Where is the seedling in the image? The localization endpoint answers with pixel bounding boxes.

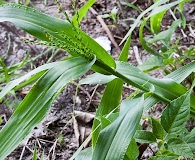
[101,6,119,24]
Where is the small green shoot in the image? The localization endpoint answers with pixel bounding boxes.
[100,6,119,24]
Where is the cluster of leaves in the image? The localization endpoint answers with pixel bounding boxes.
[0,0,194,159]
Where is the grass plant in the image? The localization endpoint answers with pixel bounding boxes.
[0,0,194,159]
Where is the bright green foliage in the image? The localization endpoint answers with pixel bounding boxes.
[32,144,37,160]
[101,6,119,24]
[146,20,182,47]
[134,130,156,143]
[75,147,92,160]
[150,9,166,34]
[92,97,144,160]
[151,118,164,140]
[124,138,139,160]
[0,0,194,159]
[72,0,96,27]
[0,3,116,73]
[161,92,190,136]
[182,129,195,152]
[0,57,95,159]
[143,91,194,159]
[167,138,194,159]
[91,35,131,148]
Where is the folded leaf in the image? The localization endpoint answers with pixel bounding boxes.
[92,97,144,160]
[0,57,95,159]
[0,62,59,100]
[92,78,123,147]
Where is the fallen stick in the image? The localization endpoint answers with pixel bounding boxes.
[89,7,121,53]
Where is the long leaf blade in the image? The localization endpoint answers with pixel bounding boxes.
[0,57,95,159]
[92,97,144,160]
[0,4,116,70]
[72,0,96,26]
[91,78,123,147]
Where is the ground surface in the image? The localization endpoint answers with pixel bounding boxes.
[0,0,195,160]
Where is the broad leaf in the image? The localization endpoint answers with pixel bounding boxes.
[134,130,156,143]
[151,118,164,140]
[138,56,164,72]
[161,92,190,136]
[91,35,131,147]
[150,9,166,34]
[0,57,95,159]
[124,138,139,160]
[167,138,194,159]
[119,36,131,61]
[92,97,144,160]
[182,128,195,152]
[115,61,187,101]
[81,61,195,116]
[80,73,116,85]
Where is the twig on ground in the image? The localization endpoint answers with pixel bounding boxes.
[35,137,42,148]
[188,26,195,38]
[73,116,80,147]
[87,84,99,108]
[133,46,142,65]
[72,82,99,108]
[51,139,58,160]
[89,7,121,53]
[19,139,29,160]
[169,9,187,38]
[114,35,123,40]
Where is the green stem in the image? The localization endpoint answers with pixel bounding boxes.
[0,58,10,84]
[94,60,171,103]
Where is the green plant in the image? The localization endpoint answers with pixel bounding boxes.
[100,6,119,24]
[0,0,6,5]
[0,0,194,159]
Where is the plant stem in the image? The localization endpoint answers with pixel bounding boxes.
[94,60,171,103]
